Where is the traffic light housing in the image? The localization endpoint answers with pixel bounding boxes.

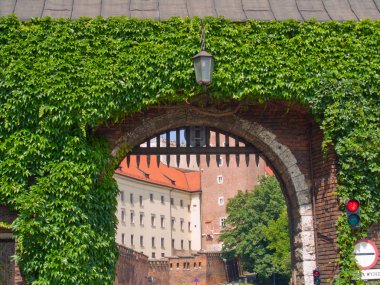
[345,199,360,229]
[313,269,321,285]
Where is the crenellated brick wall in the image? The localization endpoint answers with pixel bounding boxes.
[115,245,149,285]
[148,259,170,285]
[116,245,227,285]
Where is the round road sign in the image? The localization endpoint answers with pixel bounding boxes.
[354,239,379,270]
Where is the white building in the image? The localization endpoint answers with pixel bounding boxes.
[115,155,201,259]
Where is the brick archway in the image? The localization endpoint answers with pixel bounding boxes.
[97,102,332,285]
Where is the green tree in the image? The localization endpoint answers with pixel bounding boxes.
[220,176,290,283]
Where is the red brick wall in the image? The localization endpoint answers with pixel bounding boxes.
[206,253,227,284]
[0,240,15,285]
[166,254,207,285]
[115,245,149,285]
[148,260,170,285]
[366,224,380,270]
[161,252,226,285]
[311,124,340,284]
[0,206,16,235]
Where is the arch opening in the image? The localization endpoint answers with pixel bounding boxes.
[104,104,317,285]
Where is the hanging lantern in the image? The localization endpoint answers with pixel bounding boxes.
[192,24,214,87]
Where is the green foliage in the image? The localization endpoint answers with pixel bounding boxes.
[220,176,290,283]
[0,15,379,284]
[262,207,291,276]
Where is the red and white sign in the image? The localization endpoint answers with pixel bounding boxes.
[354,239,379,270]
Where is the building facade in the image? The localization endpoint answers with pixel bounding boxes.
[115,155,201,259]
[199,152,271,251]
[116,128,273,255]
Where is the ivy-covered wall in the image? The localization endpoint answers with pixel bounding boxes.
[0,15,379,284]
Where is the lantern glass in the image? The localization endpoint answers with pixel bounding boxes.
[193,50,214,86]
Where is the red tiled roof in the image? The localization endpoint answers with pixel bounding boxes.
[115,156,201,193]
[265,165,274,176]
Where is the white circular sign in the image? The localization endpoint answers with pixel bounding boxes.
[354,239,379,270]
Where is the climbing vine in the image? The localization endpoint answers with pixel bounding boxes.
[0,15,379,284]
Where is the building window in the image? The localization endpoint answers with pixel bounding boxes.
[121,208,126,222]
[181,240,184,250]
[161,253,165,258]
[188,222,191,232]
[171,218,175,228]
[152,252,156,258]
[131,235,134,246]
[170,263,173,270]
[130,193,133,204]
[152,237,155,248]
[150,193,153,202]
[120,191,124,202]
[161,238,165,249]
[139,195,143,207]
[194,262,197,269]
[176,262,179,270]
[139,213,144,225]
[172,239,175,249]
[161,195,164,204]
[140,236,144,247]
[220,218,226,228]
[170,197,174,205]
[180,219,184,231]
[151,214,156,227]
[199,262,202,268]
[218,196,224,206]
[180,199,183,207]
[121,233,125,245]
[130,211,135,224]
[189,241,191,250]
[160,216,165,228]
[187,204,191,212]
[217,175,223,184]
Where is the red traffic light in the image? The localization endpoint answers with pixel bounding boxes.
[346,199,359,212]
[345,199,360,229]
[313,269,321,285]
